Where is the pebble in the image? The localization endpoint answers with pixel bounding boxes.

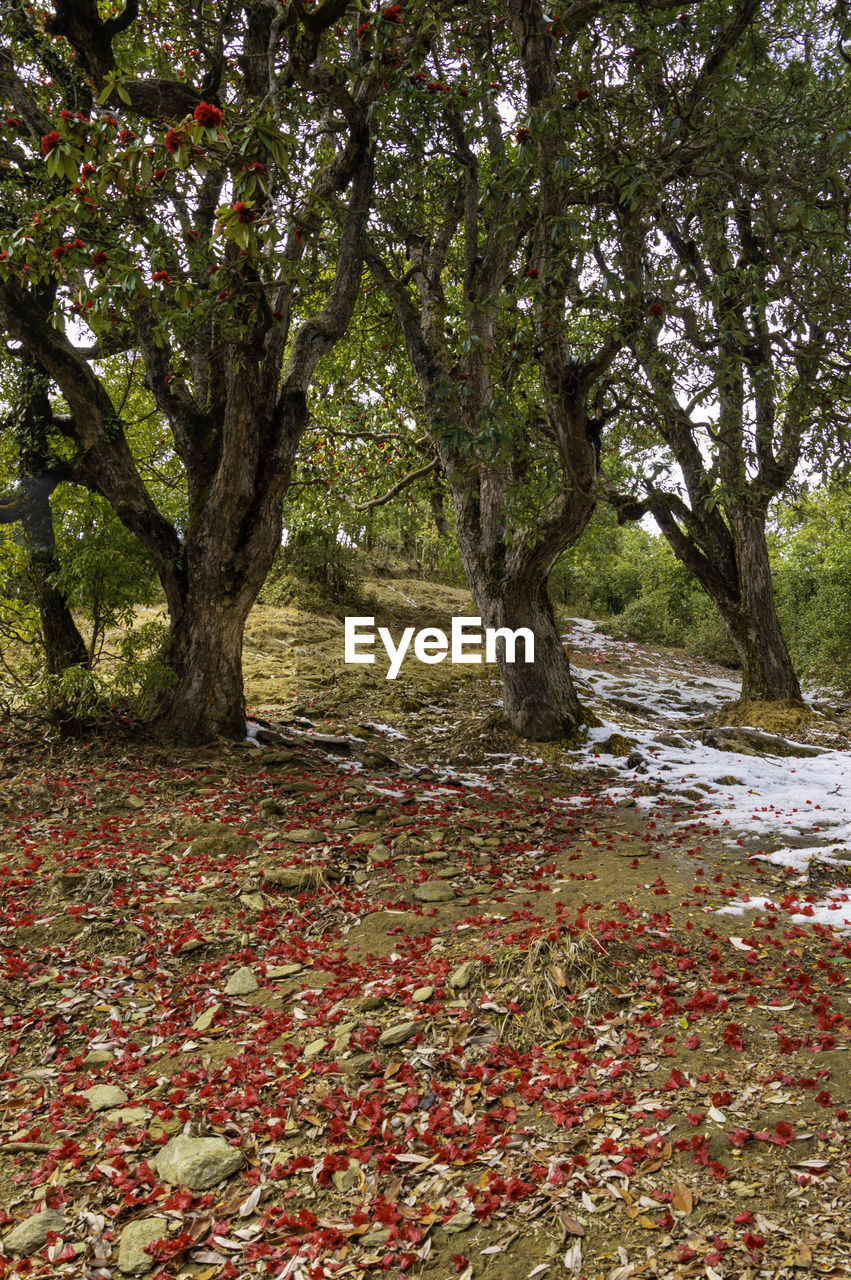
[443,1210,476,1234]
[224,966,259,996]
[378,1021,419,1047]
[448,961,475,990]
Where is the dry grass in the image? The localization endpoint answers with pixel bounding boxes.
[488,932,605,1048]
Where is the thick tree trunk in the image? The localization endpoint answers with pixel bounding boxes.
[720,514,802,702]
[461,547,583,740]
[19,492,88,675]
[147,592,251,743]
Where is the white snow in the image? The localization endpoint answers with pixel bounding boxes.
[360,721,409,740]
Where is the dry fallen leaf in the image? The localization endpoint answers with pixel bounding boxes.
[671,1181,694,1214]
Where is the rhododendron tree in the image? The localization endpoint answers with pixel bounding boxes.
[0,0,432,742]
[362,0,766,739]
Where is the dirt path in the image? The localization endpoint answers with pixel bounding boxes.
[0,606,849,1279]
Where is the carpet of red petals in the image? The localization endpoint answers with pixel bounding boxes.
[0,714,849,1280]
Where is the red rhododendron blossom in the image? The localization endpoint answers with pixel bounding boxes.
[233,202,255,225]
[163,128,183,154]
[41,131,61,154]
[357,21,370,40]
[151,269,172,282]
[382,4,403,21]
[91,251,108,267]
[193,101,223,127]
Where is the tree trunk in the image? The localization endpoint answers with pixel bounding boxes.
[650,494,803,704]
[461,545,584,740]
[721,513,802,702]
[19,491,89,675]
[146,592,251,743]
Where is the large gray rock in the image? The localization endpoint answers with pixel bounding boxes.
[117,1217,169,1275]
[2,1209,66,1256]
[155,1134,244,1190]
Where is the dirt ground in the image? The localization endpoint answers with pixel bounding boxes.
[0,573,849,1279]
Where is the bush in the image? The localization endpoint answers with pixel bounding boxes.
[262,525,362,611]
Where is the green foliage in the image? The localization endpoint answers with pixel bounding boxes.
[48,488,161,662]
[554,510,739,665]
[261,526,362,614]
[772,488,851,689]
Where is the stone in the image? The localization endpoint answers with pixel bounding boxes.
[117,1217,170,1275]
[332,1162,358,1193]
[84,1084,129,1112]
[412,881,455,903]
[394,835,427,856]
[124,794,146,811]
[106,1107,149,1127]
[339,1053,377,1075]
[155,1134,244,1190]
[304,1038,327,1060]
[599,733,636,757]
[224,966,259,996]
[2,1209,66,1257]
[411,986,433,1003]
[616,796,637,808]
[82,1049,114,1067]
[367,844,393,863]
[239,891,265,912]
[378,1021,419,1047]
[192,1003,221,1032]
[264,866,326,890]
[443,1210,476,1234]
[358,994,386,1012]
[259,798,287,817]
[361,1227,391,1247]
[266,963,304,978]
[282,827,326,843]
[448,961,476,990]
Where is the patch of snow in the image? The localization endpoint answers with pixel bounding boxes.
[715,892,851,932]
[385,585,420,607]
[361,722,409,740]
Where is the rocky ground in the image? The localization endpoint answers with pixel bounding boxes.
[1,573,850,1279]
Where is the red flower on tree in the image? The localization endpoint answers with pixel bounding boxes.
[91,251,108,267]
[193,102,222,128]
[382,4,403,21]
[233,202,255,225]
[41,131,61,154]
[163,128,184,154]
